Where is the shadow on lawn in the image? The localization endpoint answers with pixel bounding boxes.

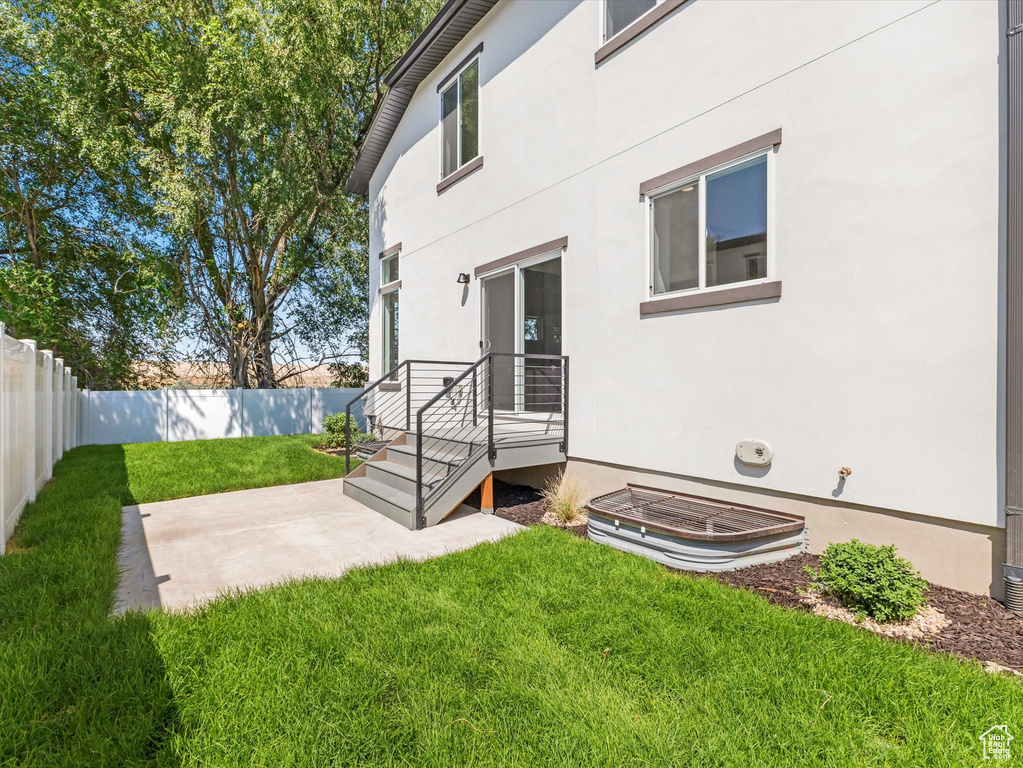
[0,444,181,766]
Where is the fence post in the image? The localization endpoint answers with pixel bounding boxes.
[307,387,313,434]
[54,359,63,463]
[63,368,71,453]
[70,376,77,449]
[1,323,7,549]
[81,388,90,447]
[40,351,53,481]
[20,340,36,503]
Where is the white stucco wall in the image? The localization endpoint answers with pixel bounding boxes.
[367,0,1003,529]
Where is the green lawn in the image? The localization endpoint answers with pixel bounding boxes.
[1,437,1021,766]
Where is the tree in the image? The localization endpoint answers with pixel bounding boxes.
[40,0,438,388]
[0,3,180,389]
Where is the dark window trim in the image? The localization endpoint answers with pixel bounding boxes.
[379,243,402,260]
[437,42,484,93]
[474,236,568,277]
[640,281,781,317]
[639,129,782,197]
[595,0,692,67]
[378,279,401,294]
[437,154,484,194]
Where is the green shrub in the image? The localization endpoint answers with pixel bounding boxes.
[321,412,373,450]
[322,412,352,438]
[807,539,927,622]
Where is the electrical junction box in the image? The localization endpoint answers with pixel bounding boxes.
[736,439,774,466]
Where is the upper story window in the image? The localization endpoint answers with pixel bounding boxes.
[604,0,658,42]
[440,56,480,179]
[381,252,399,285]
[648,152,770,297]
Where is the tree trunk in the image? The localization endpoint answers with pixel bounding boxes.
[252,318,275,388]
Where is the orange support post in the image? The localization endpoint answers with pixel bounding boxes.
[481,473,494,515]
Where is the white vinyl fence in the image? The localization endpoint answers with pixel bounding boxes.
[80,387,365,445]
[1,324,79,544]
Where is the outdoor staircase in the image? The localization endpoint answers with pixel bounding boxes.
[341,355,568,529]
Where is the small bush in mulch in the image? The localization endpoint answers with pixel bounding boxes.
[539,472,587,525]
[808,539,927,622]
[713,552,1023,673]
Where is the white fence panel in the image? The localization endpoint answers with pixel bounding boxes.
[0,326,79,550]
[243,389,308,437]
[84,390,164,445]
[2,336,32,541]
[312,388,366,433]
[166,389,241,442]
[81,386,365,445]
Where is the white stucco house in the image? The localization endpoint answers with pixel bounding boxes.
[341,0,1023,601]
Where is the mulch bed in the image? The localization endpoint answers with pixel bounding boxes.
[712,553,1023,671]
[312,445,348,457]
[465,480,588,538]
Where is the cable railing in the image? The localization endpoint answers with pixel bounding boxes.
[344,359,474,473]
[344,353,569,529]
[414,352,568,528]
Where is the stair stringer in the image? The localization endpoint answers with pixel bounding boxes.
[422,440,566,527]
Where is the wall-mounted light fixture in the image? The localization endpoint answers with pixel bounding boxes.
[457,273,471,284]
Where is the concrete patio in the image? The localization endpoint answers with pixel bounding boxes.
[114,478,522,613]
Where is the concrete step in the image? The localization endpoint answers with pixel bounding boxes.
[343,476,416,529]
[365,460,445,497]
[387,443,468,475]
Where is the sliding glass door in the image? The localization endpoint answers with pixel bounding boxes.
[480,253,562,413]
[481,271,516,410]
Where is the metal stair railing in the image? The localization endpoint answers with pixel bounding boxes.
[343,359,474,474]
[413,353,569,529]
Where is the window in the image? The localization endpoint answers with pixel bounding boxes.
[381,253,399,285]
[381,290,399,377]
[649,152,769,297]
[440,58,479,179]
[604,0,657,41]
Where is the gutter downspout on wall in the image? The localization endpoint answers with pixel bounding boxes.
[1005,0,1023,610]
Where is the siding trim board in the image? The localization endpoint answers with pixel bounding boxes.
[437,155,485,194]
[474,236,569,277]
[639,129,783,196]
[640,281,782,316]
[595,0,694,67]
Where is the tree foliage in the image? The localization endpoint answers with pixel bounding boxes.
[0,2,180,389]
[29,0,437,388]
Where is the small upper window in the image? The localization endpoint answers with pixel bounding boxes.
[381,253,399,284]
[649,152,769,297]
[604,0,657,41]
[440,57,479,179]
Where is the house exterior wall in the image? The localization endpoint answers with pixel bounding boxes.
[367,0,1004,591]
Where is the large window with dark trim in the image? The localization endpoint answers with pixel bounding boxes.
[440,57,479,179]
[648,152,770,297]
[604,0,657,41]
